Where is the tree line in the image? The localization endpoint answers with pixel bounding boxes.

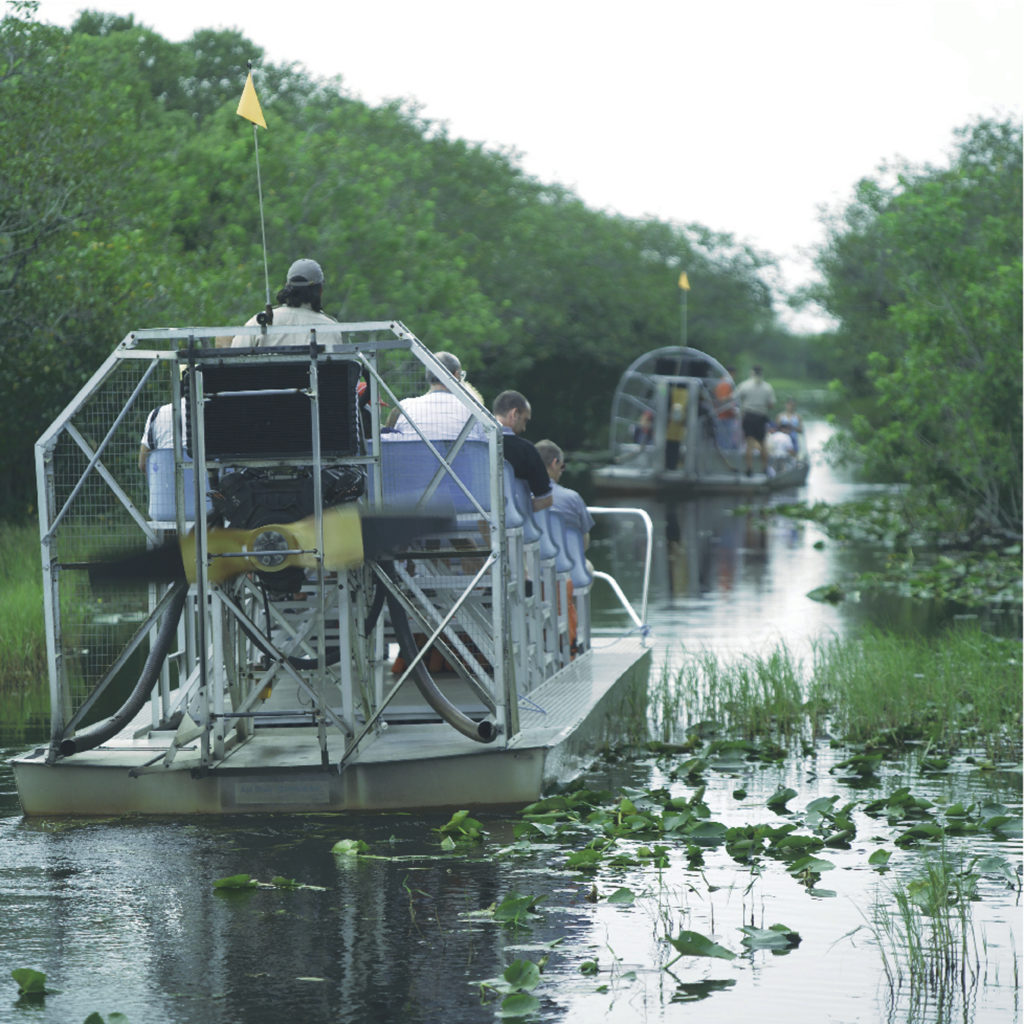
[1,5,1020,535]
[812,117,1022,534]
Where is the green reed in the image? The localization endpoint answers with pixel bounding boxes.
[0,521,45,696]
[653,642,812,746]
[807,627,1021,760]
[870,851,985,1020]
[656,627,1021,760]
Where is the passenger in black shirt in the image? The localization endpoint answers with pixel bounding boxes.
[493,390,553,511]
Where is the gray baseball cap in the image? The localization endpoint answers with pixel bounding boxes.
[286,258,324,286]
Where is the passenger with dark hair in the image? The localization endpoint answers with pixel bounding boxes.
[229,258,338,348]
[493,390,552,510]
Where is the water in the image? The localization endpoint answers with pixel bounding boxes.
[1,420,1020,1024]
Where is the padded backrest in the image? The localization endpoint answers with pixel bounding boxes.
[146,449,206,521]
[190,359,360,460]
[502,462,523,529]
[375,439,491,514]
[532,507,560,561]
[509,477,542,543]
[555,511,593,588]
[545,507,574,574]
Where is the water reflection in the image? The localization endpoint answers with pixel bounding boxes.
[1,417,1019,1024]
[586,419,997,661]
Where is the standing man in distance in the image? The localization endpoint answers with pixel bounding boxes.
[492,390,552,510]
[734,364,776,476]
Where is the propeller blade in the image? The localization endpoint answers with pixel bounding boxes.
[88,507,454,588]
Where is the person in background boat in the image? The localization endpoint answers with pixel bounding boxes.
[227,258,337,348]
[632,409,654,445]
[765,423,796,476]
[775,397,804,456]
[385,351,485,440]
[714,367,741,449]
[735,364,776,476]
[535,440,595,549]
[493,390,552,510]
[664,390,687,470]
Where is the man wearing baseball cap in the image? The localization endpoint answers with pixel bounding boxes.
[230,258,338,347]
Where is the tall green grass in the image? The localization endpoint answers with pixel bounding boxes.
[656,628,1021,760]
[870,852,986,1019]
[0,521,45,695]
[807,628,1021,759]
[652,642,813,747]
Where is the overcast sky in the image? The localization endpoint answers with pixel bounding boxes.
[36,0,1023,329]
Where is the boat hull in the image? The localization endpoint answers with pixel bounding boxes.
[592,460,809,496]
[11,642,651,816]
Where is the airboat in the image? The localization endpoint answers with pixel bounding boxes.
[11,321,651,815]
[592,346,809,496]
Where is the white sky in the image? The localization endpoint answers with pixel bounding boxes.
[34,0,1024,330]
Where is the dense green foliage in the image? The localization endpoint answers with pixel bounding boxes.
[813,118,1023,533]
[0,5,785,518]
[2,6,1020,539]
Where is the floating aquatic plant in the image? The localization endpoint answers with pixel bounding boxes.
[11,968,49,996]
[435,809,487,848]
[491,891,545,928]
[331,838,369,857]
[479,957,543,1018]
[738,923,802,950]
[664,929,736,968]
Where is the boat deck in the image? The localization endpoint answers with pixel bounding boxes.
[13,639,650,814]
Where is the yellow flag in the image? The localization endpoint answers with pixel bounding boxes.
[236,72,267,129]
[678,271,690,291]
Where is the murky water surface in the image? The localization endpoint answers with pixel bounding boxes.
[1,421,1020,1023]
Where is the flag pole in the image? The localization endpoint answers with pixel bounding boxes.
[678,271,690,347]
[253,120,271,311]
[237,61,272,321]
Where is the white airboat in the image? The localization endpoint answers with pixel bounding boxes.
[11,321,651,815]
[592,346,810,496]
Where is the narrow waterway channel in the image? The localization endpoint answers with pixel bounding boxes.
[1,419,1019,1023]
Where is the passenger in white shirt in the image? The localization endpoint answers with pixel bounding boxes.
[388,352,485,441]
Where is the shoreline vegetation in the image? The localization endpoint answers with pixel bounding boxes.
[651,629,1021,765]
[774,491,1023,610]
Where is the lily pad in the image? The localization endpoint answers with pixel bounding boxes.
[331,838,369,857]
[666,929,736,962]
[213,873,258,890]
[739,924,802,949]
[11,968,49,996]
[499,991,540,1017]
[606,887,636,905]
[503,959,541,991]
[767,786,798,812]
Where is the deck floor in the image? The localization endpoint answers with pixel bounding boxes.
[19,638,650,773]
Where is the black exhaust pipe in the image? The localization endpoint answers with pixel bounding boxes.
[59,583,188,757]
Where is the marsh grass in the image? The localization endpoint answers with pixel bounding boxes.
[807,628,1022,760]
[0,522,45,696]
[652,642,818,748]
[656,627,1021,760]
[870,852,985,1020]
